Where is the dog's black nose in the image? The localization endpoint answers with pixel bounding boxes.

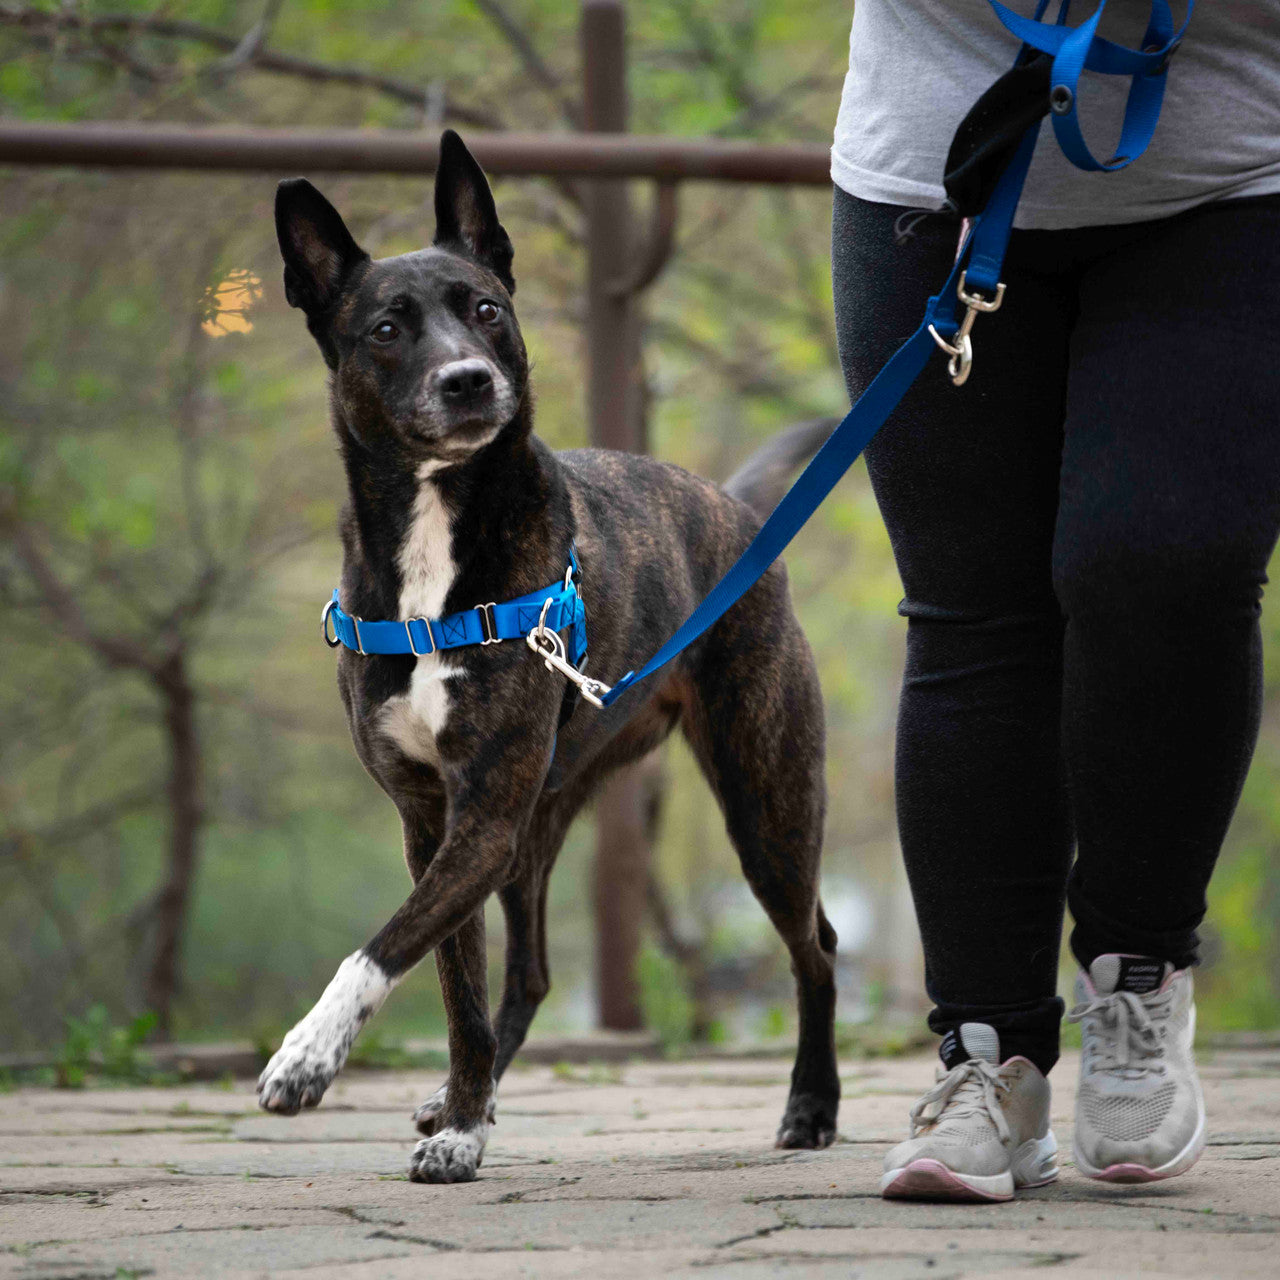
[437,360,494,403]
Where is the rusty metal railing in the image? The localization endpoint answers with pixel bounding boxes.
[0,121,830,185]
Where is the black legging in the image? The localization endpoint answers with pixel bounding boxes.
[831,187,1280,1074]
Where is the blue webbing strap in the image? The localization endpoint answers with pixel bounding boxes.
[601,245,976,706]
[326,560,587,663]
[990,0,1193,173]
[599,0,1186,708]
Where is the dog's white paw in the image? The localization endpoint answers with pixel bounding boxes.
[257,952,394,1115]
[409,1124,490,1183]
[414,1085,497,1136]
[257,1035,340,1115]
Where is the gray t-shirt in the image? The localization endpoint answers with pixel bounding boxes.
[831,1,1280,228]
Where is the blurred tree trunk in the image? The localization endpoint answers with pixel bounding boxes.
[144,648,203,1040]
[583,0,658,1031]
[2,518,216,1040]
[594,768,654,1029]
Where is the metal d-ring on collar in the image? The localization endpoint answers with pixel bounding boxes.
[321,596,372,654]
[526,596,611,709]
[321,597,341,648]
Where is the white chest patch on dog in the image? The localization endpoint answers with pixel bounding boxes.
[378,462,464,764]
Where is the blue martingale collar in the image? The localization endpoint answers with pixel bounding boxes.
[322,547,589,671]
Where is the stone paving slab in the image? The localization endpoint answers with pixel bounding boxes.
[1,1047,1277,1278]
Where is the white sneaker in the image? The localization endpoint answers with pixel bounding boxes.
[1068,955,1206,1183]
[881,1023,1059,1203]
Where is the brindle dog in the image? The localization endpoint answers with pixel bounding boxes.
[257,131,839,1184]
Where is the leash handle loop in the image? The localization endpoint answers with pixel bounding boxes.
[988,0,1193,173]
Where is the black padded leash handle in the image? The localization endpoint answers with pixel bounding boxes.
[944,51,1052,217]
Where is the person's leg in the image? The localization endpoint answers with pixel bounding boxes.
[1056,194,1280,969]
[832,188,1075,1076]
[1055,193,1280,1182]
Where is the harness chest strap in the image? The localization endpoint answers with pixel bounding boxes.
[321,548,605,703]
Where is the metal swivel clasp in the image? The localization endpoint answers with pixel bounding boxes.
[928,271,1007,387]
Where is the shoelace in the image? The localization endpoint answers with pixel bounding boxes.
[909,1059,1010,1143]
[1067,988,1172,1075]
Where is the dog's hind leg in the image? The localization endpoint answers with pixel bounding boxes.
[408,906,497,1183]
[413,867,549,1137]
[493,868,551,1078]
[684,609,840,1149]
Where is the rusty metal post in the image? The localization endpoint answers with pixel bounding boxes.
[582,0,643,452]
[583,0,650,1031]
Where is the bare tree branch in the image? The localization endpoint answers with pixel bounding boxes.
[657,4,839,141]
[211,0,285,76]
[473,0,579,128]
[0,785,161,860]
[712,70,845,140]
[667,0,763,118]
[1,515,162,676]
[90,32,168,84]
[647,315,815,412]
[0,4,504,128]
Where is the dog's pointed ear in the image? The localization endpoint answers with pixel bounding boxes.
[433,130,516,294]
[275,178,369,315]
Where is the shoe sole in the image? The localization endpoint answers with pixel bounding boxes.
[881,1133,1058,1203]
[1075,1104,1206,1184]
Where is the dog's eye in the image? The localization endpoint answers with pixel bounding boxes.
[370,321,399,344]
[476,301,501,325]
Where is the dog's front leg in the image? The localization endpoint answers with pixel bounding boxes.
[414,869,546,1137]
[258,719,553,1182]
[256,816,515,1119]
[255,946,394,1115]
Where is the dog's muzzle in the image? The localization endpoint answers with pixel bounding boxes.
[415,358,514,443]
[434,358,494,407]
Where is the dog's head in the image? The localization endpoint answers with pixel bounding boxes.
[276,131,526,461]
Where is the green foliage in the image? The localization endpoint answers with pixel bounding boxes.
[50,1006,169,1088]
[756,1003,789,1042]
[834,1022,934,1060]
[344,1034,450,1072]
[549,1060,623,1085]
[636,945,696,1053]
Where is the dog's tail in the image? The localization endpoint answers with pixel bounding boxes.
[721,417,837,519]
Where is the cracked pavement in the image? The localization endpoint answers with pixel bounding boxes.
[2,1046,1278,1278]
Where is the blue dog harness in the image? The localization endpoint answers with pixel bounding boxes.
[321,0,1189,718]
[323,546,602,702]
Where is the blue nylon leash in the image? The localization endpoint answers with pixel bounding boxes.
[601,246,975,707]
[596,0,1189,708]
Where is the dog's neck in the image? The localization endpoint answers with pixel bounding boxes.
[336,406,560,622]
